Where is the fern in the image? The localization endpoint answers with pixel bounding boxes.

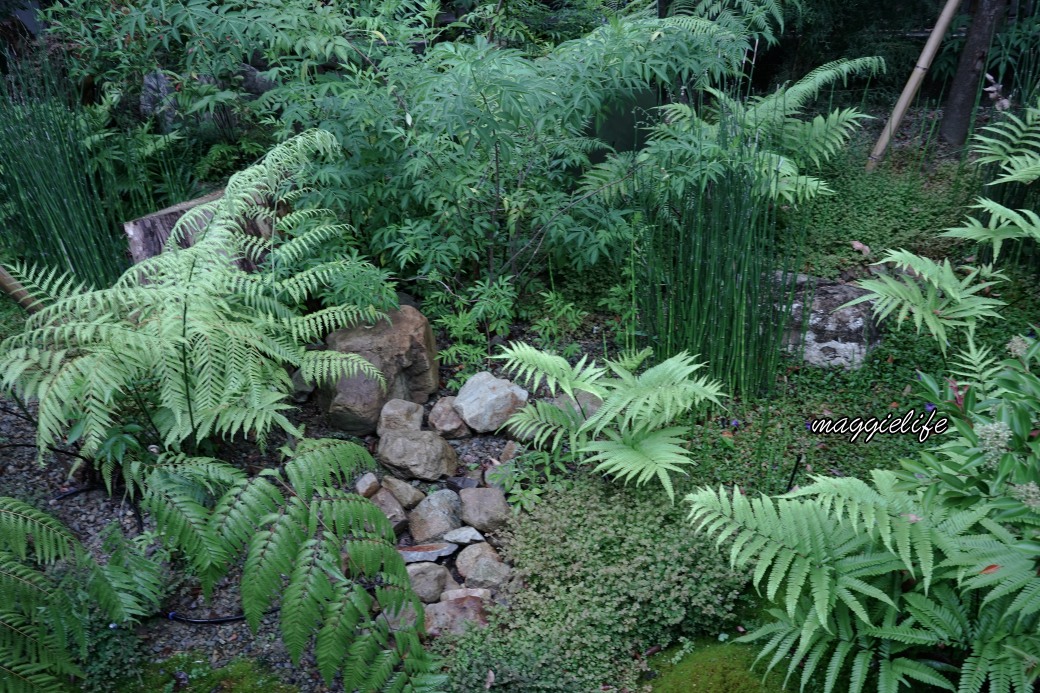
[0,498,163,692]
[0,131,389,482]
[141,438,443,689]
[498,342,724,500]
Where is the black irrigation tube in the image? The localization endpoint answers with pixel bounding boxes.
[164,608,279,625]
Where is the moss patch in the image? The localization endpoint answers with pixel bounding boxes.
[114,652,298,693]
[649,640,791,693]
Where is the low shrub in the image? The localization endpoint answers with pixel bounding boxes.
[439,474,747,691]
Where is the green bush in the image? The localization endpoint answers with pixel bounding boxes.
[440,474,747,691]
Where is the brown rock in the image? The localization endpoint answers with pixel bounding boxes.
[408,490,462,543]
[407,562,450,603]
[369,488,407,534]
[355,472,380,498]
[429,397,471,439]
[424,597,488,637]
[382,476,426,510]
[453,372,528,433]
[378,430,457,481]
[459,487,510,533]
[466,558,512,590]
[321,306,439,435]
[377,399,424,437]
[455,542,501,579]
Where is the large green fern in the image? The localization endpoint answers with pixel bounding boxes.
[687,472,1040,693]
[498,342,724,500]
[0,130,388,484]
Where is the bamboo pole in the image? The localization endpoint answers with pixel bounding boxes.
[866,0,963,171]
[0,264,39,313]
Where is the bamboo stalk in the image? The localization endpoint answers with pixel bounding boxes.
[866,0,963,171]
[0,265,39,313]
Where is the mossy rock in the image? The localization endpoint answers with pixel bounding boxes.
[113,652,298,693]
[649,640,790,693]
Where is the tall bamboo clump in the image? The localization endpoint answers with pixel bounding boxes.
[0,60,129,288]
[632,140,805,399]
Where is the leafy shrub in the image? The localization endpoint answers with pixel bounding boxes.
[439,474,747,691]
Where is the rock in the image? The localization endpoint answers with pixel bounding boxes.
[321,306,439,435]
[551,390,603,420]
[398,542,459,563]
[466,558,512,590]
[429,397,471,439]
[407,562,450,603]
[140,70,176,132]
[459,487,510,533]
[784,279,880,369]
[455,542,501,578]
[446,476,479,493]
[369,488,407,534]
[408,490,462,543]
[355,472,380,498]
[290,368,315,403]
[381,476,426,510]
[424,597,488,637]
[237,63,277,96]
[498,441,522,464]
[377,430,457,481]
[442,526,485,545]
[377,602,421,635]
[453,372,528,433]
[377,399,424,437]
[440,588,491,602]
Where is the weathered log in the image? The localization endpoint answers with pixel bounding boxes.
[123,189,274,268]
[0,264,39,313]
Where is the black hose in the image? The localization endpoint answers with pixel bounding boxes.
[165,608,278,625]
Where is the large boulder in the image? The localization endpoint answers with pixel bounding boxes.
[377,430,457,481]
[320,306,438,435]
[783,277,880,369]
[455,542,502,578]
[453,372,528,433]
[408,490,463,544]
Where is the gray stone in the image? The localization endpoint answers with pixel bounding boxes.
[320,306,439,435]
[446,476,479,492]
[377,430,457,481]
[408,490,462,543]
[466,558,512,590]
[455,542,501,578]
[407,562,450,603]
[290,368,315,403]
[377,399,424,437]
[440,588,491,602]
[429,397,471,439]
[398,542,459,563]
[237,63,277,96]
[784,279,880,369]
[369,488,407,534]
[424,597,488,637]
[459,487,510,533]
[442,526,485,545]
[377,602,421,635]
[141,70,176,132]
[382,476,426,510]
[453,372,528,433]
[551,391,603,420]
[355,472,380,498]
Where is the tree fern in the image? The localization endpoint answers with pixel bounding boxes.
[498,342,724,500]
[0,130,390,481]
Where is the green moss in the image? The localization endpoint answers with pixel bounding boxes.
[113,652,298,693]
[649,640,791,693]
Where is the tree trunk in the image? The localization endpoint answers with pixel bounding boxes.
[939,0,1009,146]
